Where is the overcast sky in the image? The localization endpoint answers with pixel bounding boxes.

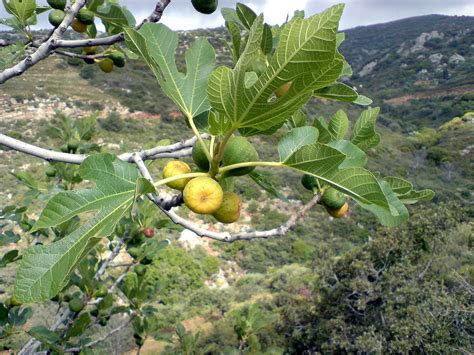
[1,0,473,31]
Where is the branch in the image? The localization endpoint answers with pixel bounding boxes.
[0,0,172,84]
[64,316,133,353]
[133,155,322,243]
[18,232,131,354]
[0,0,87,84]
[0,133,201,164]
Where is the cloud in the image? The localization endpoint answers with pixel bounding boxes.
[1,0,473,31]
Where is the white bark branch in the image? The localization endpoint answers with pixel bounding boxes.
[0,0,172,84]
[133,155,322,243]
[0,133,201,164]
[0,0,87,84]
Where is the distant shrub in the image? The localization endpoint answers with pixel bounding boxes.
[426,146,452,165]
[99,111,124,132]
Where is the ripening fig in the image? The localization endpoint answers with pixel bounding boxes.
[98,58,114,73]
[162,161,192,190]
[47,0,66,10]
[275,81,292,97]
[192,140,211,171]
[48,9,65,27]
[76,8,95,25]
[326,202,350,218]
[71,18,88,33]
[183,177,224,215]
[321,187,346,210]
[68,298,84,313]
[213,192,241,223]
[83,46,97,55]
[221,136,259,177]
[191,0,218,14]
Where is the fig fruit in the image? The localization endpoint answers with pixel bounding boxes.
[83,46,97,55]
[162,161,192,190]
[76,8,95,25]
[183,177,224,214]
[321,187,346,210]
[135,264,146,276]
[326,202,350,218]
[221,136,259,177]
[192,140,211,171]
[191,0,218,14]
[45,166,57,177]
[301,174,318,192]
[48,9,65,27]
[98,58,114,73]
[68,298,84,313]
[108,51,126,68]
[213,192,241,224]
[47,0,66,10]
[71,19,88,33]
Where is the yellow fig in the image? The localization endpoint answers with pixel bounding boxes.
[183,177,223,215]
[71,18,88,33]
[326,202,350,218]
[162,161,192,190]
[213,192,241,224]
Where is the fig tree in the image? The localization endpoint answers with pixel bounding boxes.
[48,9,65,27]
[221,136,259,177]
[108,51,126,68]
[47,0,66,10]
[162,160,192,190]
[98,58,114,73]
[326,201,350,218]
[321,187,345,210]
[76,8,95,25]
[191,0,218,14]
[183,177,224,214]
[68,298,84,313]
[71,18,88,33]
[192,140,211,171]
[213,192,241,223]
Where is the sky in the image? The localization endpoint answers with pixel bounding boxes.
[1,0,473,31]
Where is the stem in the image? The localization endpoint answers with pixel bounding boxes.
[210,136,216,158]
[210,129,235,176]
[188,116,212,162]
[218,161,282,174]
[153,172,209,187]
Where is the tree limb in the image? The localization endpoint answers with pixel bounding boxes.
[0,133,201,164]
[133,154,322,243]
[0,0,87,84]
[0,0,172,84]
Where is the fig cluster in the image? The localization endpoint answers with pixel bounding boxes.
[301,175,350,218]
[162,136,258,224]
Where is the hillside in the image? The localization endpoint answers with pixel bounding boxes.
[0,13,473,354]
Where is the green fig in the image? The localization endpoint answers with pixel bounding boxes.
[221,137,259,177]
[47,0,66,10]
[192,140,211,171]
[191,0,218,14]
[48,9,65,27]
[321,188,346,210]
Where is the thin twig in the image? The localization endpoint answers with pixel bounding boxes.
[64,316,134,352]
